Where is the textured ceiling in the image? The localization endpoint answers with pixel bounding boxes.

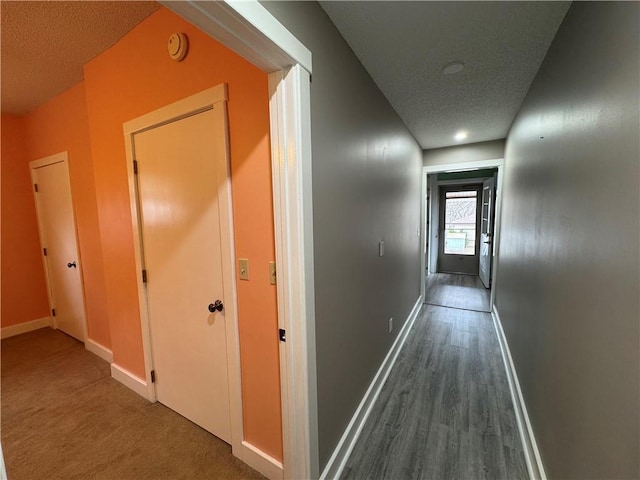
[320,1,570,149]
[1,1,160,115]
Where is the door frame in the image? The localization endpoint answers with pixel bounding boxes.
[138,2,317,479]
[29,151,88,341]
[124,83,243,455]
[421,159,505,309]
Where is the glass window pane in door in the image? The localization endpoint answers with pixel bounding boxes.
[444,191,477,255]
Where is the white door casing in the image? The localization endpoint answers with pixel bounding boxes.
[30,153,87,342]
[422,159,505,311]
[479,176,496,288]
[124,85,243,452]
[134,106,232,441]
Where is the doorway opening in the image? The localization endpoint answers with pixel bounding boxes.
[421,164,501,313]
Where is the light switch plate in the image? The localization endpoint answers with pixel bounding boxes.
[239,258,249,280]
[269,261,277,285]
[379,240,385,257]
[388,317,393,333]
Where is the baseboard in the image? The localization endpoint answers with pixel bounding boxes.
[110,363,148,399]
[85,339,114,363]
[241,441,283,480]
[320,296,423,480]
[492,306,547,480]
[1,317,52,339]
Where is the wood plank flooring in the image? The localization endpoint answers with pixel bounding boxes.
[424,273,491,313]
[341,304,527,480]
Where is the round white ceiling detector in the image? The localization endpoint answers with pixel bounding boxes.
[442,61,465,75]
[168,33,189,61]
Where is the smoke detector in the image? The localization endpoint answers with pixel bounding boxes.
[168,33,189,62]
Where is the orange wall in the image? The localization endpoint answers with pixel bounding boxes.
[22,83,111,349]
[83,7,281,459]
[0,114,50,326]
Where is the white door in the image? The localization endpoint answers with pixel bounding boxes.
[134,106,232,442]
[479,176,495,288]
[31,155,86,341]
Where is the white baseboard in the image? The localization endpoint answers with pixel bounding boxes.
[320,296,423,480]
[85,339,114,363]
[110,363,148,399]
[241,441,283,480]
[1,317,52,339]
[492,306,547,480]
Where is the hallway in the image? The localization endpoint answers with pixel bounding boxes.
[342,276,526,480]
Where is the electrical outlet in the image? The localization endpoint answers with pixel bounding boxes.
[239,258,249,280]
[388,317,393,333]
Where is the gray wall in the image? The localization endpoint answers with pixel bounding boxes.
[423,139,505,166]
[497,3,639,479]
[261,2,424,470]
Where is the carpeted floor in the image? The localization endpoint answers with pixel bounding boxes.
[1,328,265,480]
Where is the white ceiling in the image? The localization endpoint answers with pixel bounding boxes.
[1,1,160,115]
[320,1,571,149]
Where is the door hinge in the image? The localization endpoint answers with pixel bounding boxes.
[43,247,48,256]
[278,328,286,342]
[133,160,138,175]
[51,308,56,317]
[150,370,156,383]
[34,183,39,193]
[142,269,147,283]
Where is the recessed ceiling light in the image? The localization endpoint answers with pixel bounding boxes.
[454,131,468,141]
[443,61,465,75]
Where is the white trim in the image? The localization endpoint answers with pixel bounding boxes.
[241,441,284,480]
[123,85,244,457]
[492,306,547,480]
[85,339,114,363]
[421,158,504,308]
[1,317,52,339]
[162,1,312,74]
[269,66,318,480]
[420,170,427,300]
[320,296,423,480]
[110,363,148,398]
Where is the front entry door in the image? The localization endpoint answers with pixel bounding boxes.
[134,105,231,442]
[438,185,481,275]
[31,155,87,341]
[479,177,495,288]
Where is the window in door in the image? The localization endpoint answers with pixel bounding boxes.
[443,190,478,255]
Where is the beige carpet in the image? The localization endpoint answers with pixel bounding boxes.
[1,328,265,480]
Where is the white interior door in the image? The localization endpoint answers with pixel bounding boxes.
[31,155,86,341]
[134,106,232,442]
[479,176,495,288]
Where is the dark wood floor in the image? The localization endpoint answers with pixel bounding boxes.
[424,273,491,313]
[341,304,527,480]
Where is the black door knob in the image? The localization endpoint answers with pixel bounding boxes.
[208,300,223,313]
[67,262,77,268]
